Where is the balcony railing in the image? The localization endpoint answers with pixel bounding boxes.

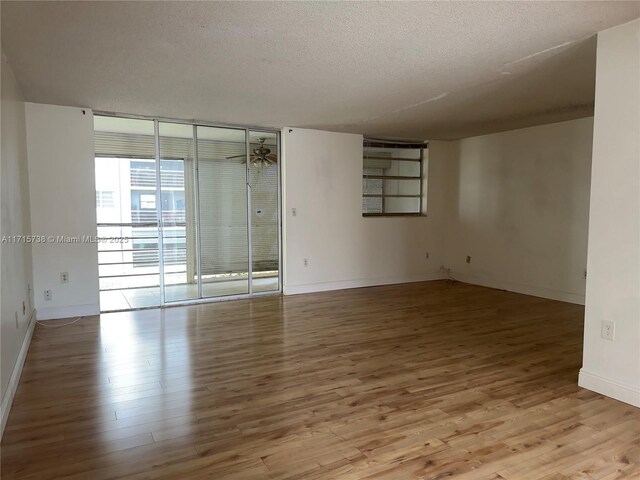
[130,169,156,188]
[162,210,186,224]
[130,168,185,188]
[131,209,186,223]
[130,209,157,223]
[97,222,188,291]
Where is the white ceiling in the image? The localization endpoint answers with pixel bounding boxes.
[2,2,638,139]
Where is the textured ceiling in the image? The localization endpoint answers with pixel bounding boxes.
[2,1,639,139]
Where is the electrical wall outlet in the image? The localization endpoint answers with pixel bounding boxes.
[466,255,471,264]
[583,269,587,279]
[303,258,308,267]
[60,272,69,284]
[44,290,52,301]
[601,320,615,341]
[292,207,297,217]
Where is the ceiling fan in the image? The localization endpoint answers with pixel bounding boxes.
[226,137,277,167]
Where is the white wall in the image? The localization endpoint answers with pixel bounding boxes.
[1,54,35,434]
[25,103,100,320]
[579,20,640,407]
[444,118,593,304]
[282,128,447,293]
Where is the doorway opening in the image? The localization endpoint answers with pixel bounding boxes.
[94,115,281,312]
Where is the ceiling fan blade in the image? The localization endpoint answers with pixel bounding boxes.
[225,154,246,159]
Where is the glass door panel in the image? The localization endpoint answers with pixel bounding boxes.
[94,116,161,312]
[158,122,199,303]
[196,126,249,298]
[248,131,280,293]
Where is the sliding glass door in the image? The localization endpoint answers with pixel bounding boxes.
[197,126,250,298]
[94,116,280,312]
[158,122,198,303]
[95,116,162,310]
[249,131,280,294]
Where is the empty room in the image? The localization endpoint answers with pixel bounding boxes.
[1,1,639,479]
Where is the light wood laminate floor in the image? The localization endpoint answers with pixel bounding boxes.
[2,281,638,479]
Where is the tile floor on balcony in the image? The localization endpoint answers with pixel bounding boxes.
[99,276,279,311]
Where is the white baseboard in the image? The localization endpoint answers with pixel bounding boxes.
[450,272,585,305]
[578,369,640,408]
[36,303,99,320]
[284,273,446,295]
[1,309,36,438]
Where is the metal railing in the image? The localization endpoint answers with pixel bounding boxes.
[130,209,186,223]
[130,168,185,188]
[97,223,188,291]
